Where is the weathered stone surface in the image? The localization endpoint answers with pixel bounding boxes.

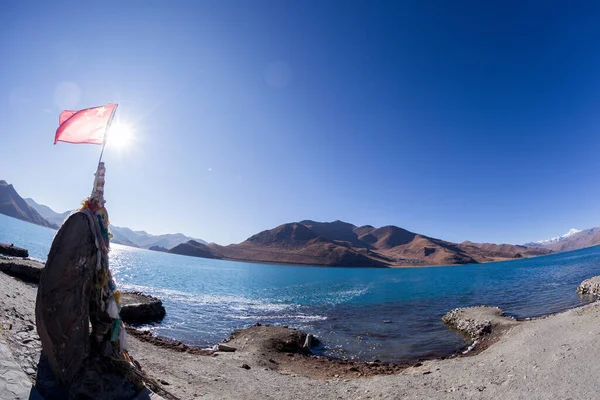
[0,258,44,284]
[34,212,153,398]
[577,276,600,296]
[442,306,517,339]
[0,243,28,258]
[0,340,31,400]
[35,212,97,387]
[120,292,166,324]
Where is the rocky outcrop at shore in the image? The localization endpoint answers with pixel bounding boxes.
[442,306,517,340]
[0,258,44,284]
[223,324,315,355]
[577,276,600,296]
[0,243,29,257]
[120,292,166,324]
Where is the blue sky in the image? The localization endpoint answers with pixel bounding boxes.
[2,1,600,245]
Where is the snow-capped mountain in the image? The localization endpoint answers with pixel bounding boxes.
[525,227,600,253]
[533,229,581,245]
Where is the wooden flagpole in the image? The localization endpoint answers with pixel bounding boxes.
[98,104,119,165]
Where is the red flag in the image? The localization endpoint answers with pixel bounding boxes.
[54,104,118,145]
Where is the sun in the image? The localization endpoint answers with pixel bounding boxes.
[106,122,134,149]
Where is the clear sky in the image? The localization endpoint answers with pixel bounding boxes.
[2,1,600,245]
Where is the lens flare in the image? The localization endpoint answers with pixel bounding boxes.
[106,122,134,149]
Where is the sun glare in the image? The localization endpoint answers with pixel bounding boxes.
[107,122,134,149]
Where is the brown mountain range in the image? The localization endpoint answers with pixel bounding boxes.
[169,220,552,267]
[0,180,57,229]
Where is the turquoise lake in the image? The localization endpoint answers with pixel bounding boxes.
[2,212,599,362]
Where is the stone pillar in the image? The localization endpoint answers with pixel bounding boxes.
[35,212,97,387]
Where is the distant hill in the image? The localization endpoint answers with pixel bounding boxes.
[149,245,168,252]
[0,181,56,229]
[168,240,223,259]
[25,197,207,249]
[24,198,71,227]
[109,226,207,249]
[459,241,552,261]
[169,220,550,268]
[526,228,600,253]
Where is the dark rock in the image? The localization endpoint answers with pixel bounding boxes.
[36,212,97,386]
[68,356,141,399]
[0,243,28,257]
[119,292,166,324]
[35,212,150,399]
[0,258,44,283]
[240,363,251,370]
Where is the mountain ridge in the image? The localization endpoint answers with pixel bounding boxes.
[24,198,71,227]
[0,181,57,229]
[169,220,552,268]
[527,228,600,253]
[6,179,600,267]
[22,191,208,250]
[526,229,582,247]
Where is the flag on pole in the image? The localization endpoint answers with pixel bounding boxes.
[54,104,118,145]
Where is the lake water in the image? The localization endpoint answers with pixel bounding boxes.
[2,212,599,362]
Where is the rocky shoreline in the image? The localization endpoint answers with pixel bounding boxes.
[0,257,44,284]
[0,253,166,325]
[3,243,600,398]
[0,243,29,257]
[120,292,166,324]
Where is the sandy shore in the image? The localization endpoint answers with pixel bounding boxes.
[2,270,600,399]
